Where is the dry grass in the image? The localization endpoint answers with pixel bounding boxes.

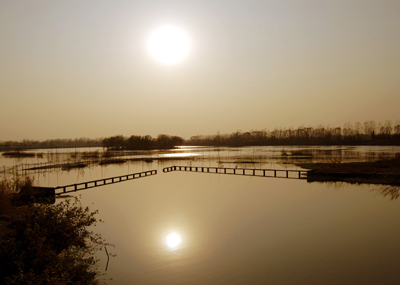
[0,176,34,233]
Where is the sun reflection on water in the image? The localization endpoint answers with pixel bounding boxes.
[162,153,199,158]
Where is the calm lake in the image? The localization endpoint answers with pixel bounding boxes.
[1,146,400,284]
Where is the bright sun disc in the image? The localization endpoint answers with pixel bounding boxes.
[166,233,181,249]
[148,25,190,64]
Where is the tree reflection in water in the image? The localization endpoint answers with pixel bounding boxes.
[373,185,400,200]
[316,181,400,200]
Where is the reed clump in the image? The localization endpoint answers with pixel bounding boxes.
[82,151,100,159]
[291,150,313,157]
[102,150,118,158]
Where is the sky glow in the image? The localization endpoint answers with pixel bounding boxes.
[0,0,399,140]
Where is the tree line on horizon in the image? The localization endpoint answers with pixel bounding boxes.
[102,134,184,150]
[1,119,399,150]
[187,119,400,146]
[0,137,102,150]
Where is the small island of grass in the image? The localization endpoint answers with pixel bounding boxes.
[297,155,400,185]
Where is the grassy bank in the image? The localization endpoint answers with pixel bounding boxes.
[297,156,400,185]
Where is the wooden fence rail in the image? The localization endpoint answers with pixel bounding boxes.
[163,166,309,179]
[54,170,157,195]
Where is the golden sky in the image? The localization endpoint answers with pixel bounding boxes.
[1,0,399,140]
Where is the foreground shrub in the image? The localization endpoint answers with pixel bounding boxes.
[0,177,112,285]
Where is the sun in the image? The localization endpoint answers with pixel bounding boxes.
[165,232,181,249]
[148,25,190,64]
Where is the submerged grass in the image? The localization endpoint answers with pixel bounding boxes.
[99,158,127,165]
[61,162,88,170]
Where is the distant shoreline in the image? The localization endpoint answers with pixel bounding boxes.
[2,142,400,152]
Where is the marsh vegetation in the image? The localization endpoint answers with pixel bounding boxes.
[298,154,400,186]
[2,151,37,157]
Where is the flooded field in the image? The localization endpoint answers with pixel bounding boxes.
[1,146,400,284]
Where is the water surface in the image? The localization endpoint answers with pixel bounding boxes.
[1,146,400,284]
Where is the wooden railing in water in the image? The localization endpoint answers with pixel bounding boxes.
[54,170,157,195]
[163,166,309,179]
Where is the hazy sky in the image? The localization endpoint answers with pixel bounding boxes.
[1,0,399,141]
